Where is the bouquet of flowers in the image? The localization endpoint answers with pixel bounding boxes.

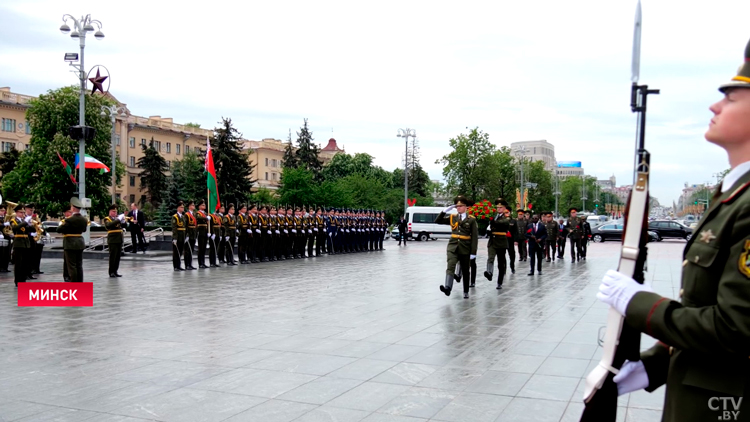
[468,199,496,220]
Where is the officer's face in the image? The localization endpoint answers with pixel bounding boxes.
[109,210,116,218]
[177,206,184,213]
[456,204,467,213]
[707,88,750,148]
[199,204,205,211]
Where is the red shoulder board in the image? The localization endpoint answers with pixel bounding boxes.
[722,180,750,204]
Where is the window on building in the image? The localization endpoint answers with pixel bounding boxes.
[24,144,30,151]
[129,156,135,167]
[129,137,135,148]
[185,145,190,154]
[2,118,16,132]
[141,138,147,146]
[166,142,171,153]
[25,122,31,134]
[153,140,161,152]
[129,194,136,205]
[129,176,135,187]
[115,135,121,146]
[176,144,181,155]
[166,160,171,169]
[265,158,269,166]
[2,142,14,152]
[265,172,269,180]
[272,173,277,181]
[115,193,121,202]
[272,159,278,167]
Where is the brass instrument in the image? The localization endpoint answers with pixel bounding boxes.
[4,201,16,224]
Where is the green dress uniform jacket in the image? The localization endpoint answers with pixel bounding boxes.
[566,216,582,239]
[196,211,209,237]
[625,169,750,422]
[545,220,559,240]
[487,216,510,249]
[104,216,124,244]
[10,217,31,249]
[171,213,187,243]
[57,214,87,250]
[435,212,478,256]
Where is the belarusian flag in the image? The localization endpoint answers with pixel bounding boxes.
[75,154,110,174]
[205,136,220,212]
[57,151,76,184]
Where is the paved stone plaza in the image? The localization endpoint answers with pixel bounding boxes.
[0,238,686,422]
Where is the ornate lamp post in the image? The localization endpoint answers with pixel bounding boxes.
[397,128,416,213]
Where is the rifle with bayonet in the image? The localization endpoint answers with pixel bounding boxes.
[580,1,658,420]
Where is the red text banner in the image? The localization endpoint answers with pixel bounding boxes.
[18,283,93,307]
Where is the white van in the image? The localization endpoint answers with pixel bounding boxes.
[586,215,610,227]
[405,206,457,241]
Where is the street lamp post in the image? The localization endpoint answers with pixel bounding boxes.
[60,14,104,244]
[581,174,588,212]
[101,105,126,205]
[397,128,416,213]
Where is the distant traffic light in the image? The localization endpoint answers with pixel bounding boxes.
[595,204,599,207]
[694,201,698,205]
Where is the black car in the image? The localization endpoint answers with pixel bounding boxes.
[648,220,693,241]
[591,223,659,243]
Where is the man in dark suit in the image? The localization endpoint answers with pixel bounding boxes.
[127,203,147,253]
[397,215,408,246]
[526,214,547,276]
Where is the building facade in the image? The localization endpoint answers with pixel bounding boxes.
[510,140,556,171]
[0,87,32,153]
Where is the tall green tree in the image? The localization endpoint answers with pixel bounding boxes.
[249,187,278,205]
[172,150,204,202]
[294,118,322,177]
[0,148,21,177]
[524,160,554,213]
[2,85,124,217]
[137,137,169,208]
[408,163,432,198]
[282,130,298,169]
[157,175,181,226]
[277,167,318,206]
[212,117,256,207]
[436,128,496,201]
[483,147,517,204]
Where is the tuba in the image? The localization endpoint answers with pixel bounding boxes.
[4,201,17,223]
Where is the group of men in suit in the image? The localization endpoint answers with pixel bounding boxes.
[170,201,389,271]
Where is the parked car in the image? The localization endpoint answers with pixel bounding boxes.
[648,220,693,241]
[41,221,60,232]
[590,223,659,243]
[391,229,405,241]
[404,206,454,241]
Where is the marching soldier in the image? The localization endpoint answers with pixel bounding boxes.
[0,204,10,273]
[435,196,478,299]
[172,201,188,271]
[515,209,528,262]
[566,207,583,263]
[104,204,125,278]
[208,205,222,268]
[484,198,510,289]
[223,203,237,265]
[9,204,30,286]
[216,205,226,263]
[557,218,567,259]
[544,211,559,262]
[504,209,516,274]
[237,204,249,264]
[595,38,750,422]
[196,200,209,268]
[184,201,197,270]
[57,198,87,282]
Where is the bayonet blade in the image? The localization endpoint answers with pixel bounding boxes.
[631,0,642,83]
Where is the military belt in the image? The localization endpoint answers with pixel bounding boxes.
[452,234,471,240]
[15,234,28,238]
[176,228,186,231]
[491,232,511,236]
[107,230,122,234]
[63,234,82,237]
[197,224,207,227]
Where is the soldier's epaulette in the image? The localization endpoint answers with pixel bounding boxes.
[722,180,750,204]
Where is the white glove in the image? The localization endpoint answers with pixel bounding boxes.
[0,234,4,239]
[597,270,652,315]
[211,234,215,239]
[292,229,297,233]
[172,240,177,246]
[247,229,251,234]
[275,230,280,234]
[31,232,37,238]
[284,229,288,233]
[256,229,261,234]
[3,222,9,227]
[308,230,312,234]
[470,254,476,260]
[225,236,229,241]
[613,360,649,396]
[184,237,189,244]
[314,228,318,232]
[328,232,332,237]
[443,205,456,212]
[24,216,32,223]
[236,230,239,235]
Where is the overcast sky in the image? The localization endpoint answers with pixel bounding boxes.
[1,0,748,206]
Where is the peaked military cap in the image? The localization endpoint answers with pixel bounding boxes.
[720,38,750,92]
[177,201,185,207]
[494,198,510,208]
[14,204,23,212]
[70,197,84,209]
[197,199,206,206]
[108,203,118,211]
[453,195,474,207]
[569,207,578,213]
[24,203,35,209]
[0,204,5,210]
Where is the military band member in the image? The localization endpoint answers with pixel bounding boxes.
[9,204,30,286]
[57,197,87,282]
[172,201,188,271]
[223,203,237,265]
[566,207,583,263]
[25,204,45,275]
[237,204,249,264]
[104,204,125,277]
[196,200,209,268]
[60,204,72,281]
[184,201,197,270]
[208,206,222,267]
[595,38,750,422]
[216,205,226,263]
[0,204,10,273]
[435,196,478,299]
[544,211,559,262]
[504,209,516,274]
[485,199,510,289]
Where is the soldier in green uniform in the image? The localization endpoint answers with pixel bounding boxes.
[237,204,249,264]
[0,204,10,273]
[104,204,124,277]
[566,207,583,263]
[172,201,188,271]
[195,200,209,268]
[223,203,237,265]
[184,201,197,270]
[435,196,478,299]
[208,206,222,267]
[258,205,271,262]
[484,198,510,289]
[596,39,750,422]
[544,211,559,262]
[216,205,226,263]
[247,204,259,263]
[57,197,87,282]
[9,204,30,286]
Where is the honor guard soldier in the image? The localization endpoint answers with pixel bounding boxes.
[594,38,750,422]
[484,198,511,289]
[104,204,125,277]
[237,204,250,264]
[223,203,237,265]
[566,207,583,262]
[184,201,197,269]
[314,207,325,256]
[0,204,10,273]
[326,208,337,254]
[281,206,292,259]
[59,204,72,282]
[57,197,87,282]
[258,206,271,262]
[196,200,209,268]
[9,204,30,286]
[172,201,188,271]
[208,205,222,267]
[295,207,305,258]
[435,196,478,299]
[544,211,559,262]
[216,206,226,263]
[248,204,260,263]
[305,207,315,257]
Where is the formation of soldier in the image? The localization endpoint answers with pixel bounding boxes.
[170,201,389,270]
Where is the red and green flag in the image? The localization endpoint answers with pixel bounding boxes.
[57,151,76,184]
[205,137,220,212]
